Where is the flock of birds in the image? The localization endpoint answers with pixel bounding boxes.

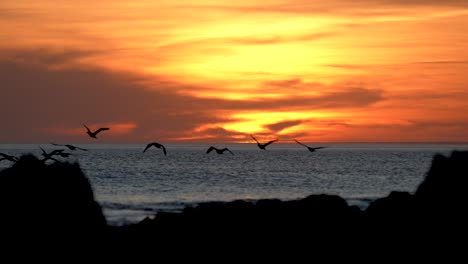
[0,124,327,164]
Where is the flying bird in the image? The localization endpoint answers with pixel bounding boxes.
[83,124,109,139]
[251,135,278,150]
[143,142,167,156]
[294,139,327,152]
[40,147,64,157]
[39,147,69,162]
[51,143,88,151]
[0,153,18,162]
[206,146,234,155]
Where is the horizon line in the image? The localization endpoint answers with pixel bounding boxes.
[1,141,468,145]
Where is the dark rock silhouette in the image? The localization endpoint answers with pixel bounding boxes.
[366,191,415,219]
[117,151,468,253]
[1,151,467,255]
[415,151,468,205]
[0,155,106,241]
[366,151,468,224]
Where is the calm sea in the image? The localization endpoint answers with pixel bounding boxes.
[1,143,467,225]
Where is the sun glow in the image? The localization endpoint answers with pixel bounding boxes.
[2,1,468,142]
[211,111,341,134]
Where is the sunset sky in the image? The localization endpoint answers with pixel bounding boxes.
[2,0,468,143]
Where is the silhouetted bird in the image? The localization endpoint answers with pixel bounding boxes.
[51,143,88,151]
[251,135,278,150]
[143,142,167,156]
[0,153,18,162]
[294,139,327,152]
[39,147,70,162]
[206,146,234,155]
[83,124,109,139]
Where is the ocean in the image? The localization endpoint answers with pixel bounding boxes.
[1,143,467,225]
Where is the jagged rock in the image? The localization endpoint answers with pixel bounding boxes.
[0,155,106,238]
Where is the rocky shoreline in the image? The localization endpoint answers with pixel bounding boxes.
[1,151,467,254]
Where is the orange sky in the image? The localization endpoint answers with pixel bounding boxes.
[1,0,468,143]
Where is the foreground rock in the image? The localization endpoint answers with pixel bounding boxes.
[0,155,106,241]
[120,151,468,249]
[1,151,467,253]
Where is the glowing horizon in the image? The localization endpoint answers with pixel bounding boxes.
[2,0,468,143]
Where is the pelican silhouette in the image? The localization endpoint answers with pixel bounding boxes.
[39,147,69,162]
[294,139,327,152]
[83,124,109,139]
[143,142,167,156]
[251,135,278,150]
[0,153,18,162]
[206,146,234,155]
[51,143,88,151]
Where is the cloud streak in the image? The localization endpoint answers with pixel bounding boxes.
[265,120,304,133]
[2,1,468,143]
[0,48,390,142]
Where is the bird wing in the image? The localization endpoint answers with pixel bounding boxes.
[161,145,167,156]
[0,153,13,159]
[312,146,327,150]
[206,146,215,153]
[225,148,234,155]
[64,144,75,150]
[250,135,259,144]
[39,147,47,156]
[2,156,16,162]
[1,153,15,159]
[83,124,91,132]
[75,145,88,151]
[264,139,278,147]
[95,127,110,134]
[50,142,62,147]
[143,143,153,153]
[294,139,308,148]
